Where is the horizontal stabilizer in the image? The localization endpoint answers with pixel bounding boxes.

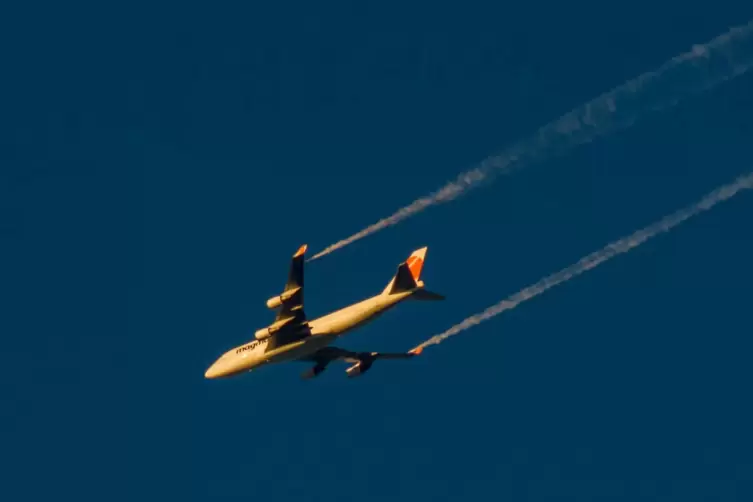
[411,289,445,301]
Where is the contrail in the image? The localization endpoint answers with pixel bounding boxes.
[309,19,753,262]
[415,171,753,350]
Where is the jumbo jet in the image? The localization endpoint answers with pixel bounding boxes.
[204,244,443,380]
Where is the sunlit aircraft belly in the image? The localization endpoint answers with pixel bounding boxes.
[213,293,410,378]
[308,294,406,336]
[234,333,337,371]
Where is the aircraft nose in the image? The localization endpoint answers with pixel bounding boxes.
[204,361,222,379]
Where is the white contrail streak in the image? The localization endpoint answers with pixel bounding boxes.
[415,171,753,350]
[309,19,753,262]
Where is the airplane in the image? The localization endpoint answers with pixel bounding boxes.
[204,244,444,380]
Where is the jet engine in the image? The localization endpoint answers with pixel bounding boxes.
[254,328,274,341]
[345,358,374,378]
[301,363,327,379]
[254,317,293,340]
[266,286,301,309]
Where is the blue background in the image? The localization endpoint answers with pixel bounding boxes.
[3,2,753,500]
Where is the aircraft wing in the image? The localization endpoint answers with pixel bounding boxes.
[272,244,307,323]
[258,244,311,344]
[301,345,423,379]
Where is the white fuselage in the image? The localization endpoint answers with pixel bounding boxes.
[204,290,413,378]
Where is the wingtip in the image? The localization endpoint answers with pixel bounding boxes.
[294,244,308,257]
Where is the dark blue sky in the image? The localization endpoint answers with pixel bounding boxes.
[3,2,753,501]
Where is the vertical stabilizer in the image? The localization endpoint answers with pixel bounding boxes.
[382,247,431,295]
[406,246,427,282]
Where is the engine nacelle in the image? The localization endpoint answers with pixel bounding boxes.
[345,359,374,378]
[266,296,283,309]
[266,286,301,309]
[301,363,328,379]
[254,328,274,341]
[254,317,294,340]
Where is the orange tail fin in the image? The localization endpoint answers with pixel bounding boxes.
[382,246,440,296]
